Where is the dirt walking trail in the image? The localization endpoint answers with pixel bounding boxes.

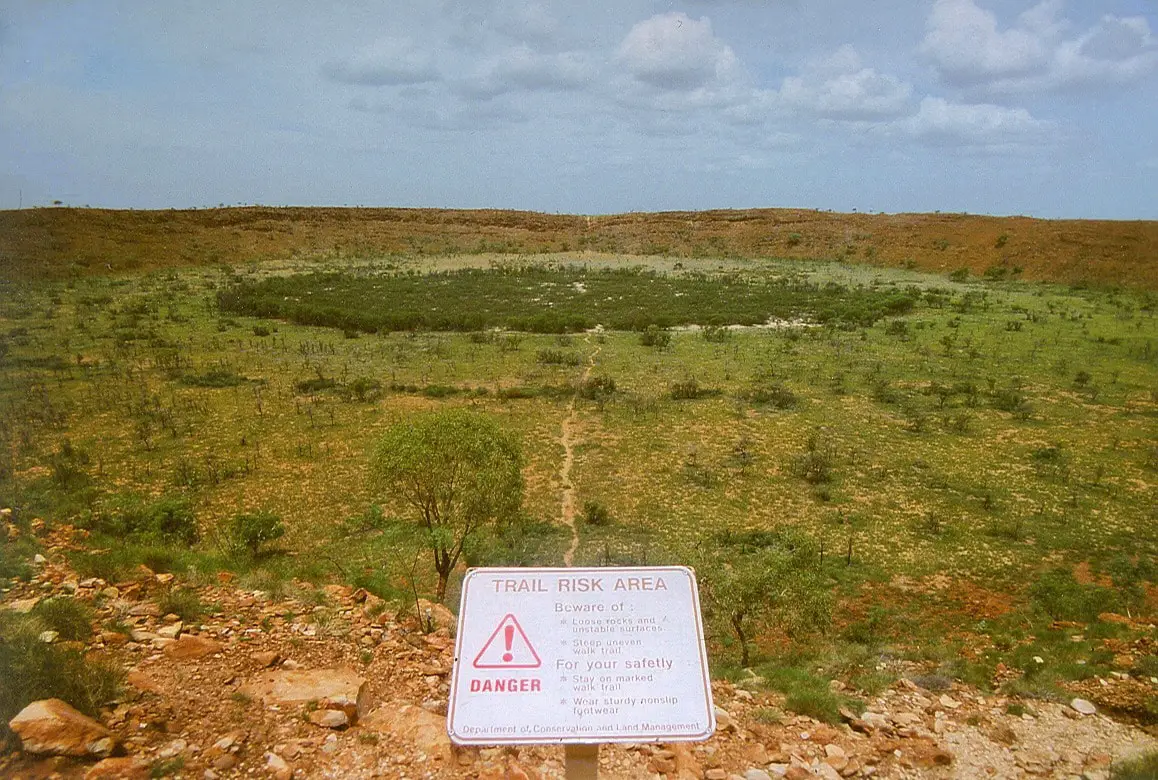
[559,336,601,566]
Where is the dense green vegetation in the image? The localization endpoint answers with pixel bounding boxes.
[216,266,918,333]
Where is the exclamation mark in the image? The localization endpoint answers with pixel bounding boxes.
[502,624,514,663]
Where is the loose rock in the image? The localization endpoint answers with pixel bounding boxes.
[8,699,118,758]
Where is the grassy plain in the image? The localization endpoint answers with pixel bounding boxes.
[1,243,1155,720]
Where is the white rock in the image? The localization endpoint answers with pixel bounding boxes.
[156,622,183,639]
[38,630,59,644]
[33,554,47,565]
[1070,698,1097,716]
[825,744,846,759]
[743,770,772,780]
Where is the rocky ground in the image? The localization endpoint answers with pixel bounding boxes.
[2,529,1156,780]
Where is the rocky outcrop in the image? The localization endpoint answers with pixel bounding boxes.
[362,703,454,762]
[240,667,370,723]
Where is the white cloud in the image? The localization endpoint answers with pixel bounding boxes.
[898,96,1054,147]
[778,45,913,121]
[456,46,592,98]
[616,12,739,91]
[1053,16,1158,87]
[921,0,1158,94]
[322,37,439,86]
[921,0,1051,86]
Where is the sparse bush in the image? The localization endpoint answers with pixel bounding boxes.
[582,500,613,527]
[86,493,199,545]
[536,349,581,366]
[225,511,285,557]
[1029,568,1121,622]
[991,387,1032,418]
[790,431,835,485]
[670,377,703,400]
[48,440,90,491]
[179,369,246,388]
[639,325,671,349]
[746,382,797,409]
[342,376,382,402]
[0,614,123,735]
[577,375,616,401]
[701,324,731,343]
[31,597,93,641]
[157,588,205,622]
[294,377,337,394]
[252,325,271,337]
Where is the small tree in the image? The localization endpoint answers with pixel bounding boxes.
[694,528,831,667]
[370,408,524,602]
[226,511,285,557]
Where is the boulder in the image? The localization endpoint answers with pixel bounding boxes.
[252,651,281,668]
[308,709,350,729]
[362,704,452,761]
[8,699,118,758]
[162,634,223,660]
[240,668,370,722]
[155,621,182,640]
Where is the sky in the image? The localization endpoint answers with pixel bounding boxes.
[1,0,1156,218]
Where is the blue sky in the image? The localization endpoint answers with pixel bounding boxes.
[1,0,1156,218]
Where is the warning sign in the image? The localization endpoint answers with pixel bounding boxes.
[447,566,715,746]
[473,614,541,669]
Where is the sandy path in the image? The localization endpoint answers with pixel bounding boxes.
[560,337,600,566]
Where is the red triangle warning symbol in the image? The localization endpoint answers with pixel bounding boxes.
[472,614,541,669]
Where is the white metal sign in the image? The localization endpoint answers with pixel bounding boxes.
[447,566,716,745]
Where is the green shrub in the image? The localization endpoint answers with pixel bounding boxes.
[791,432,835,485]
[341,376,382,402]
[582,500,613,527]
[294,377,337,394]
[992,387,1032,417]
[702,324,731,343]
[577,375,616,400]
[157,588,204,622]
[31,597,93,641]
[179,369,246,388]
[48,440,90,492]
[0,534,36,583]
[0,615,123,735]
[1029,568,1121,622]
[536,349,581,366]
[225,511,285,557]
[783,687,846,724]
[670,377,704,400]
[746,382,798,409]
[639,325,671,349]
[86,494,199,545]
[421,384,460,398]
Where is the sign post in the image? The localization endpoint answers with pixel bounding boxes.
[447,566,715,775]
